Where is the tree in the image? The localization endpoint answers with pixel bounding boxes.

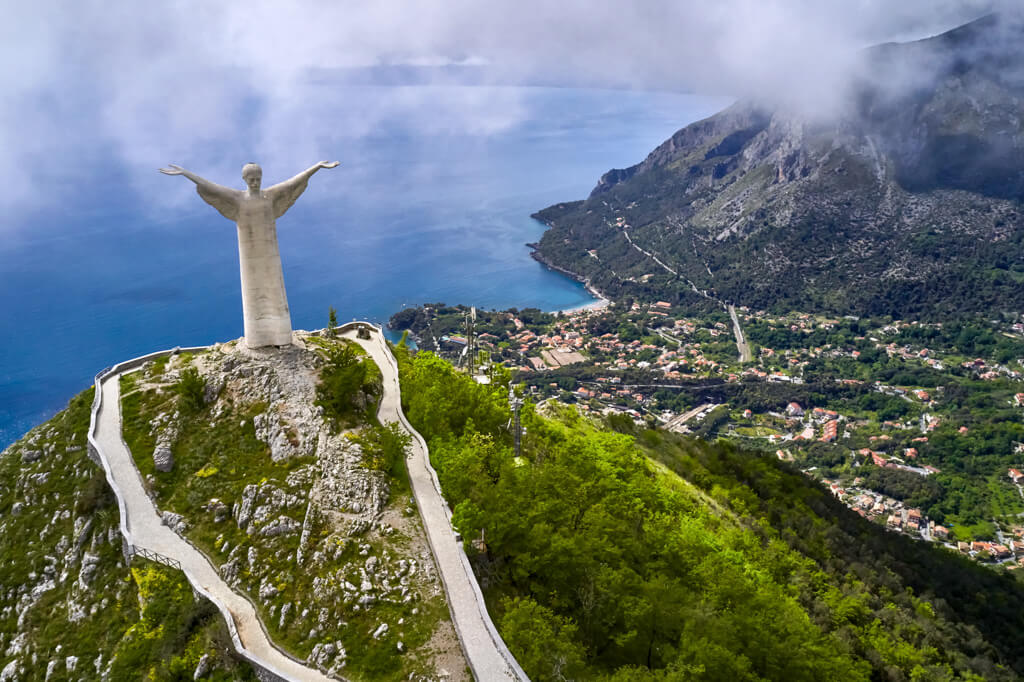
[327,306,338,338]
[500,597,587,681]
[316,341,380,427]
[175,367,206,414]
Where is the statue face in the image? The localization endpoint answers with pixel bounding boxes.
[242,164,262,191]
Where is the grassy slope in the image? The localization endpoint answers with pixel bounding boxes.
[120,342,461,680]
[0,390,254,680]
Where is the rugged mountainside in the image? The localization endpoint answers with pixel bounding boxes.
[0,334,469,681]
[533,13,1024,317]
[118,336,467,681]
[0,392,255,680]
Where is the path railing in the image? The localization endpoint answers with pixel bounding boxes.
[129,546,183,571]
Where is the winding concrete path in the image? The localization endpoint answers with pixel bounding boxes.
[92,364,333,681]
[88,323,526,681]
[342,327,526,681]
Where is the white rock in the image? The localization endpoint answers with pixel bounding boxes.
[161,511,188,534]
[0,660,19,682]
[193,653,212,680]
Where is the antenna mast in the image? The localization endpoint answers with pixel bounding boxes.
[508,385,523,458]
[465,306,477,375]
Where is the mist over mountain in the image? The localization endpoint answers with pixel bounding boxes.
[533,13,1024,318]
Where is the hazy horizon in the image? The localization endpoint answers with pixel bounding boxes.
[1,0,1011,224]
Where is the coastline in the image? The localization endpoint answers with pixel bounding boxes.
[528,244,611,314]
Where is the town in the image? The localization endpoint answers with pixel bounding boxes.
[390,299,1024,569]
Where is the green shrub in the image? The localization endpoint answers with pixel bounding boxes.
[316,341,381,427]
[176,367,207,414]
[353,422,411,476]
[500,597,586,682]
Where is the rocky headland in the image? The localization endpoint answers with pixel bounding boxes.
[532,13,1024,318]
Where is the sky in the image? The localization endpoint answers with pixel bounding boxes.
[0,0,1007,220]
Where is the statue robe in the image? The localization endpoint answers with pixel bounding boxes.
[195,176,310,348]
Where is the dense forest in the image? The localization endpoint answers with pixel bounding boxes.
[395,344,1024,680]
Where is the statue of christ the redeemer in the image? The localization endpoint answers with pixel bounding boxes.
[160,161,339,348]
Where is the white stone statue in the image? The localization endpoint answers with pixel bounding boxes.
[160,161,339,348]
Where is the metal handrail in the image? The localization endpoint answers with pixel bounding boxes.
[129,545,183,571]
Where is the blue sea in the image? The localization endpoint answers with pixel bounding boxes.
[0,87,731,448]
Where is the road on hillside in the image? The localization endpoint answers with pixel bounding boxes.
[618,224,754,367]
[728,304,753,363]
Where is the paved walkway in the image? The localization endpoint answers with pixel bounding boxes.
[93,366,334,681]
[342,327,525,681]
[90,324,526,681]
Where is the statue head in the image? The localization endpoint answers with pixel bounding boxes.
[242,163,262,191]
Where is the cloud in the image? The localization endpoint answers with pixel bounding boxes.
[0,0,1007,220]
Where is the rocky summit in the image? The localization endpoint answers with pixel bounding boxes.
[533,13,1024,319]
[0,333,469,681]
[118,336,468,680]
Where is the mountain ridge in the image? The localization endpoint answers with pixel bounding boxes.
[533,13,1024,318]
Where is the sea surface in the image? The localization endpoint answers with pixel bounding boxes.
[0,86,731,448]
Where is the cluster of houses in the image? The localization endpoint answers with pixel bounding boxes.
[501,307,725,379]
[960,357,1023,381]
[859,448,941,476]
[572,382,646,407]
[879,343,946,371]
[823,478,1024,565]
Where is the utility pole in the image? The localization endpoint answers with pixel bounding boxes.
[464,306,476,375]
[509,385,523,458]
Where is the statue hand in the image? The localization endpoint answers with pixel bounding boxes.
[159,164,185,175]
[319,161,340,169]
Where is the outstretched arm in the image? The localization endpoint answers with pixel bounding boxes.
[159,164,241,221]
[268,161,340,191]
[267,161,340,219]
[160,164,220,187]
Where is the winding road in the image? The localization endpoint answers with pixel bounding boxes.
[619,226,752,363]
[88,323,526,681]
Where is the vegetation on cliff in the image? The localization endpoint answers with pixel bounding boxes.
[396,345,1024,680]
[119,338,467,680]
[0,390,253,680]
